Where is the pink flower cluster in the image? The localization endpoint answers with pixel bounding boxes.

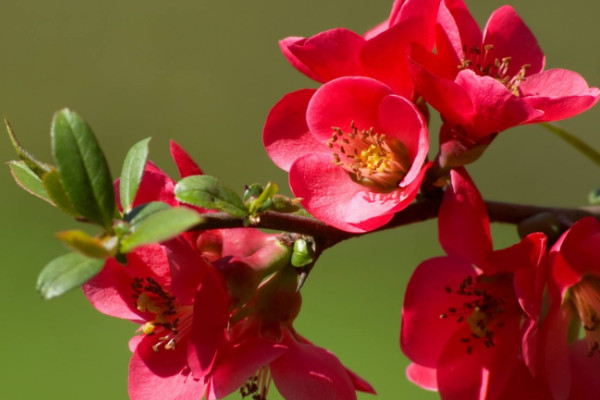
[84,143,374,400]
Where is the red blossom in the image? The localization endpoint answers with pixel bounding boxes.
[264,76,430,232]
[410,1,600,148]
[401,168,548,399]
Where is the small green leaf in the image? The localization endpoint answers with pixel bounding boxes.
[542,123,600,168]
[291,239,315,268]
[37,252,105,299]
[42,169,82,217]
[5,118,52,177]
[120,207,202,253]
[120,137,151,213]
[124,201,171,226]
[56,230,115,258]
[51,109,115,229]
[175,175,248,217]
[8,160,53,204]
[270,194,301,213]
[248,181,279,215]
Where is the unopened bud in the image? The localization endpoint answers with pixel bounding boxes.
[291,239,314,268]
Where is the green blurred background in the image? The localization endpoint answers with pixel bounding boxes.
[1,1,599,399]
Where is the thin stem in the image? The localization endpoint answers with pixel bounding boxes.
[541,122,600,168]
[192,199,600,249]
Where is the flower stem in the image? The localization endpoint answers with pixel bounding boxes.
[541,122,600,168]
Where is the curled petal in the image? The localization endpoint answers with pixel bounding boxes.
[170,140,203,178]
[406,363,437,391]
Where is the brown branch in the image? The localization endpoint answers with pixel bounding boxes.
[191,199,600,248]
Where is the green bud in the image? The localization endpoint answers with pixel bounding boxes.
[291,239,314,268]
[243,183,264,202]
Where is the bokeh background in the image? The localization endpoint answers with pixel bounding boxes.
[1,1,599,399]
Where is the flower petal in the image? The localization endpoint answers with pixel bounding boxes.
[482,5,545,76]
[401,256,477,367]
[270,339,357,400]
[129,335,206,400]
[406,363,437,391]
[306,77,393,141]
[263,89,323,172]
[439,168,492,267]
[170,140,203,178]
[569,339,600,399]
[345,368,376,394]
[521,69,600,122]
[207,336,288,399]
[289,153,393,232]
[162,237,210,305]
[280,29,366,83]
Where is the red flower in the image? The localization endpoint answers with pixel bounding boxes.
[83,240,229,400]
[205,266,375,400]
[264,76,430,232]
[410,1,600,141]
[542,217,600,399]
[280,0,440,98]
[401,168,547,399]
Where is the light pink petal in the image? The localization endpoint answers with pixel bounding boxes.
[345,368,376,394]
[377,94,429,182]
[406,363,437,391]
[220,228,276,258]
[208,337,288,399]
[289,153,394,232]
[129,335,206,400]
[187,268,229,378]
[401,256,476,366]
[282,28,366,83]
[162,237,210,305]
[270,340,357,400]
[521,318,538,375]
[455,70,543,138]
[263,89,324,172]
[483,6,545,76]
[83,258,143,321]
[437,318,520,400]
[306,77,393,141]
[521,69,600,122]
[569,339,600,399]
[129,335,144,353]
[279,36,322,82]
[363,19,390,40]
[170,140,203,178]
[439,168,492,266]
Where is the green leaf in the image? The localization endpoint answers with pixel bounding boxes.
[5,118,52,177]
[51,109,115,229]
[120,207,202,253]
[248,181,278,215]
[542,122,600,168]
[8,160,53,204]
[119,137,151,213]
[175,175,248,217]
[42,169,82,217]
[124,201,171,226]
[56,230,115,258]
[37,252,105,299]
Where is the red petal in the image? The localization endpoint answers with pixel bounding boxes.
[569,340,600,399]
[282,28,366,83]
[560,217,600,280]
[289,153,394,232]
[170,140,203,178]
[279,36,322,82]
[482,6,545,76]
[406,363,438,391]
[207,336,287,399]
[270,339,357,400]
[129,335,206,400]
[439,168,492,267]
[401,256,476,366]
[187,268,229,378]
[162,238,210,305]
[345,368,376,394]
[263,89,323,172]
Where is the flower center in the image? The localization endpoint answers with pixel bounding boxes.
[240,366,272,400]
[440,274,518,354]
[327,121,410,191]
[459,44,530,96]
[568,276,600,356]
[132,277,193,352]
